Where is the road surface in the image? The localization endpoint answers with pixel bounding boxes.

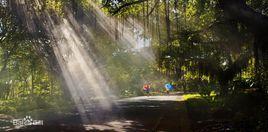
[9,95,192,132]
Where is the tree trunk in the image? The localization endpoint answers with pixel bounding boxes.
[219,80,229,96]
[174,0,179,34]
[164,0,171,44]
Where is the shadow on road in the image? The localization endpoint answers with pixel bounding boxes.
[7,95,191,132]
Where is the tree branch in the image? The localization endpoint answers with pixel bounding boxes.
[111,0,148,15]
[218,0,268,34]
[146,0,159,17]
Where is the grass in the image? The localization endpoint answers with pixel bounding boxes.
[182,91,217,101]
[183,93,201,100]
[184,91,268,131]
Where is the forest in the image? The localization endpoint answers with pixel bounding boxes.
[0,0,268,131]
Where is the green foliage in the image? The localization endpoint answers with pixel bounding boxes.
[185,92,268,131]
[101,0,264,96]
[183,93,201,100]
[0,0,267,121]
[0,7,71,116]
[246,0,268,15]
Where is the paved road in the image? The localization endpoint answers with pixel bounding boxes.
[87,95,191,131]
[9,95,192,132]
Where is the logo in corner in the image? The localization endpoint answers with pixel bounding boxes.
[11,116,43,127]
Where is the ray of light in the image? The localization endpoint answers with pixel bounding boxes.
[51,15,117,123]
[10,0,161,126]
[11,0,118,124]
[88,2,156,62]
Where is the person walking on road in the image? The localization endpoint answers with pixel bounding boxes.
[143,84,151,96]
[165,83,173,95]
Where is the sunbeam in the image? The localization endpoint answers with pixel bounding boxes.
[89,2,156,62]
[2,0,268,131]
[9,0,158,127]
[51,15,118,123]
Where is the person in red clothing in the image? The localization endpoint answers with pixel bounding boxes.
[143,84,150,95]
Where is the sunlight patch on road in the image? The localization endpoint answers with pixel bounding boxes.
[84,120,144,131]
[119,95,183,102]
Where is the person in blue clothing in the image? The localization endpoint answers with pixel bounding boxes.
[165,83,173,95]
